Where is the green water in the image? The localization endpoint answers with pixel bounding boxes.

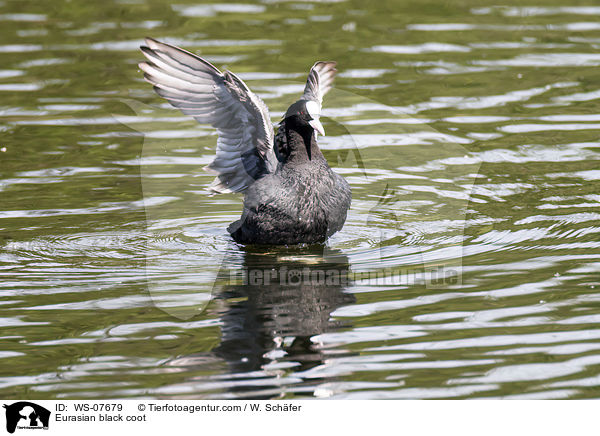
[1,0,600,399]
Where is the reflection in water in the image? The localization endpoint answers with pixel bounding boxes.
[168,247,355,398]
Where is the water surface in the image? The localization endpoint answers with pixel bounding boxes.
[1,0,600,399]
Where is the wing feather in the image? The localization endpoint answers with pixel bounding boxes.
[302,61,337,108]
[139,37,276,194]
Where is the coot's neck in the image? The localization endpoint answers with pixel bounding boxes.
[281,119,325,165]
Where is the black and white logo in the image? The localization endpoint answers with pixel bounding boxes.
[3,402,50,434]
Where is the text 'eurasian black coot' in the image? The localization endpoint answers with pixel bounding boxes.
[139,38,351,245]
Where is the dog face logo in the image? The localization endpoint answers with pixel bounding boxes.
[3,402,50,434]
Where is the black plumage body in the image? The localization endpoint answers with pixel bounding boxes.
[139,39,351,245]
[229,116,351,244]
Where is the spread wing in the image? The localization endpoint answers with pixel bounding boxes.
[302,61,337,109]
[139,38,276,194]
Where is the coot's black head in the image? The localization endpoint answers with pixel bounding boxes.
[284,99,325,136]
[275,61,336,162]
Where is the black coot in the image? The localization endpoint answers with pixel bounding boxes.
[139,38,351,245]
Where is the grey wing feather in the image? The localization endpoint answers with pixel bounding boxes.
[302,61,337,107]
[139,38,276,194]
